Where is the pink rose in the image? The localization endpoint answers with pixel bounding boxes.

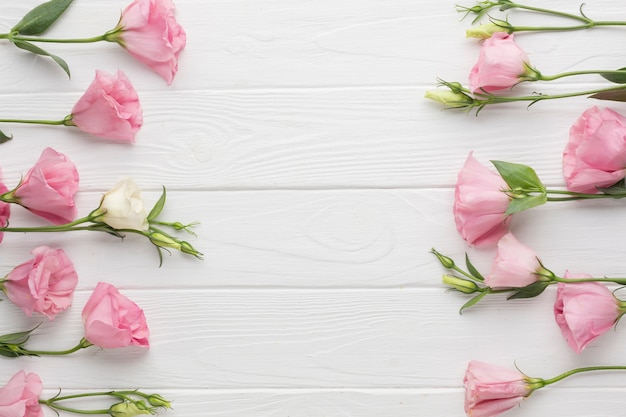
[469,32,532,93]
[115,0,186,84]
[563,106,626,193]
[70,70,143,143]
[454,152,512,246]
[486,232,541,288]
[464,360,532,417]
[82,282,150,349]
[9,148,78,225]
[3,246,78,320]
[0,176,10,244]
[0,370,43,417]
[554,274,621,353]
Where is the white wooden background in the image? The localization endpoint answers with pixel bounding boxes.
[2,1,626,416]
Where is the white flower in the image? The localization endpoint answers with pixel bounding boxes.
[95,178,149,231]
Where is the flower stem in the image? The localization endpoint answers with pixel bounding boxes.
[39,401,110,415]
[538,70,626,82]
[0,33,108,44]
[0,118,69,126]
[23,338,92,356]
[541,366,626,386]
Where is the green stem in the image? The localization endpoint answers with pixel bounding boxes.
[474,84,626,104]
[544,188,626,201]
[24,338,92,356]
[554,276,626,285]
[0,118,69,126]
[0,215,95,232]
[0,33,108,44]
[539,70,626,82]
[542,366,626,386]
[39,400,109,415]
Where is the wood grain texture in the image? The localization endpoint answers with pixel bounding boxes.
[0,1,625,416]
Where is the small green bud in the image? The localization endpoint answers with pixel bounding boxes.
[443,274,480,294]
[425,90,474,109]
[147,394,172,409]
[149,232,182,251]
[431,249,455,269]
[109,401,151,417]
[466,23,506,39]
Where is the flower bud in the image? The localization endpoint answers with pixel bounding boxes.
[443,274,480,294]
[424,90,473,109]
[466,23,506,39]
[109,401,152,417]
[149,231,182,251]
[147,394,172,409]
[431,249,455,269]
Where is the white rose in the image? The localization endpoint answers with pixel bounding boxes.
[95,178,149,231]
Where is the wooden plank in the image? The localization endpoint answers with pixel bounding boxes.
[3,288,626,390]
[0,88,600,190]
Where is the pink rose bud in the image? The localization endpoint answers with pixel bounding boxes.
[486,232,544,288]
[469,32,535,93]
[114,0,187,84]
[464,360,533,417]
[10,147,79,225]
[454,152,512,246]
[3,246,78,320]
[70,70,143,143]
[82,282,150,349]
[554,274,624,353]
[563,106,626,193]
[0,370,43,417]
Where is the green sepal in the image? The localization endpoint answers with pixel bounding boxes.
[491,160,545,191]
[507,281,550,300]
[12,0,74,35]
[459,290,489,314]
[465,253,485,281]
[0,130,13,144]
[147,186,167,221]
[600,67,626,84]
[597,179,626,196]
[0,346,23,358]
[505,194,547,215]
[589,89,626,102]
[12,40,70,78]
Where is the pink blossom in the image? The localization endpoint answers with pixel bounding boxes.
[486,232,541,288]
[454,152,512,246]
[464,360,532,417]
[115,0,186,84]
[554,273,621,353]
[0,175,10,244]
[469,32,532,93]
[3,246,78,320]
[0,370,43,417]
[563,107,626,193]
[71,70,143,143]
[82,282,150,349]
[12,147,79,225]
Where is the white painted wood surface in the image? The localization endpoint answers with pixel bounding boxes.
[2,1,626,416]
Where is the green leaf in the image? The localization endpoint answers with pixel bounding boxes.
[601,67,626,84]
[12,39,70,78]
[12,0,74,35]
[505,194,547,215]
[507,281,550,300]
[589,89,626,102]
[491,160,545,191]
[148,186,167,221]
[0,326,37,345]
[0,347,22,358]
[0,130,13,144]
[465,253,485,281]
[459,291,489,314]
